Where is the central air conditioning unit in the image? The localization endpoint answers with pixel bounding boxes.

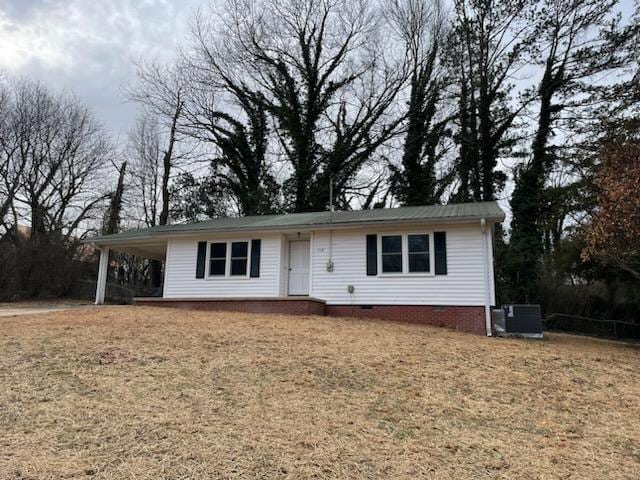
[493,304,543,339]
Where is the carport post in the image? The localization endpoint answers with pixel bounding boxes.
[95,246,110,305]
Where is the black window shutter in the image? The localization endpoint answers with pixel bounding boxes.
[250,239,261,277]
[195,241,207,278]
[366,234,378,276]
[434,231,447,275]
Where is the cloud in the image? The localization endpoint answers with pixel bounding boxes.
[0,0,201,136]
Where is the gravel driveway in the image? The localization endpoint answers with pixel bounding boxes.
[0,302,98,317]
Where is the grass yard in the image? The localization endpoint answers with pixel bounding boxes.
[1,307,639,479]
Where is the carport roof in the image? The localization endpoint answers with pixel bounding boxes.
[86,201,505,245]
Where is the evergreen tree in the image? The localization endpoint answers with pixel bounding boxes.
[449,0,536,202]
[508,0,639,301]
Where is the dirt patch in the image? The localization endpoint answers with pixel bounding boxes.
[81,348,138,366]
[0,299,93,309]
[0,306,638,479]
[0,300,98,318]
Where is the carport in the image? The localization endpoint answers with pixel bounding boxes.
[91,239,167,304]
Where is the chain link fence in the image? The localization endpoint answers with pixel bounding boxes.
[544,313,640,340]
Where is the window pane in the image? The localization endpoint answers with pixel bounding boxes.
[409,253,429,272]
[231,258,247,276]
[231,241,248,258]
[381,235,402,254]
[408,234,429,253]
[211,242,226,259]
[210,259,226,275]
[382,253,403,273]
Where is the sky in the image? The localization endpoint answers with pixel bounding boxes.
[0,0,201,140]
[0,0,636,148]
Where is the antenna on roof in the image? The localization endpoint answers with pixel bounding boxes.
[327,175,335,272]
[329,175,335,213]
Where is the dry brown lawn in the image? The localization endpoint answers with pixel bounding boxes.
[0,306,639,479]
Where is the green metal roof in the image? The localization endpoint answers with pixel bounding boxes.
[88,201,505,245]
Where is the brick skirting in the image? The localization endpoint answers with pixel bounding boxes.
[325,305,486,335]
[134,298,487,335]
[134,297,326,316]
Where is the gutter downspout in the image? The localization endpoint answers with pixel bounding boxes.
[480,218,493,337]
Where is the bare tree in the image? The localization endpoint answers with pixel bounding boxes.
[128,116,163,228]
[386,0,454,205]
[125,60,190,288]
[192,0,405,212]
[0,79,112,297]
[126,114,175,288]
[0,79,21,230]
[10,80,111,243]
[126,60,189,226]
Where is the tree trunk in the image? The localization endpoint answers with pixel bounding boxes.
[153,102,181,290]
[508,52,562,301]
[159,102,181,226]
[104,162,127,235]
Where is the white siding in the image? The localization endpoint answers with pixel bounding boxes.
[163,234,281,298]
[311,223,489,306]
[162,222,496,306]
[277,233,288,296]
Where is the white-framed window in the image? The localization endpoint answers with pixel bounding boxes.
[230,241,249,276]
[209,242,227,276]
[408,234,430,273]
[208,240,250,278]
[378,233,433,276]
[381,234,403,273]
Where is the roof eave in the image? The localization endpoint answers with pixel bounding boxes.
[85,214,505,246]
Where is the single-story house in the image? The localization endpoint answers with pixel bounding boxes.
[87,201,505,335]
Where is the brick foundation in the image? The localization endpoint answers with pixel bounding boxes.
[325,305,487,335]
[134,297,326,316]
[134,297,487,335]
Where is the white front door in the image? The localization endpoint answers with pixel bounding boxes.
[288,240,310,295]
